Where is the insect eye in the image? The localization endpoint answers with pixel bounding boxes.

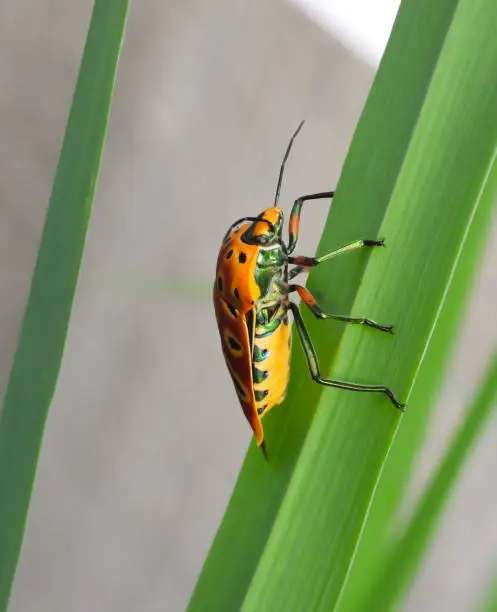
[242,217,277,246]
[253,234,272,245]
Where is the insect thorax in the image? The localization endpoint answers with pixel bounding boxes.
[254,242,288,335]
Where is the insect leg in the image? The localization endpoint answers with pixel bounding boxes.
[289,302,404,410]
[288,239,384,279]
[289,285,393,333]
[287,192,335,254]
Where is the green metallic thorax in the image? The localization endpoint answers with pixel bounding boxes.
[253,241,289,338]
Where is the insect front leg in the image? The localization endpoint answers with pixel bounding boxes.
[289,285,393,333]
[287,191,335,254]
[288,302,404,410]
[288,238,384,280]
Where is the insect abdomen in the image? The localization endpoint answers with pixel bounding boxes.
[252,317,292,418]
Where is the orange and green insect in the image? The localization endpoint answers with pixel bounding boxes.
[213,121,404,459]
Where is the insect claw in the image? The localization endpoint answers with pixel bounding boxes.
[363,238,385,248]
[390,394,406,411]
[365,320,393,334]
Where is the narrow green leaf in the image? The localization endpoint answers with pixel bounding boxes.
[337,124,497,612]
[243,0,497,603]
[190,0,497,610]
[0,2,128,608]
[365,352,497,611]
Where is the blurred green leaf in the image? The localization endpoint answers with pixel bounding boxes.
[365,352,497,611]
[0,2,128,608]
[337,123,497,612]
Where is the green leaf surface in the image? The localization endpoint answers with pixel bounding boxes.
[365,352,497,611]
[337,120,497,612]
[0,2,128,609]
[190,0,497,609]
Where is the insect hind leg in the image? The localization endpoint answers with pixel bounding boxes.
[288,302,404,410]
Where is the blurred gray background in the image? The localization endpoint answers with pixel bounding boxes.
[1,1,496,611]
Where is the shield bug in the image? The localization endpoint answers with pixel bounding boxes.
[213,121,404,458]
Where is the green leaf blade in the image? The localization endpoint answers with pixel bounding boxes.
[0,2,128,608]
[366,352,497,611]
[241,0,497,606]
[336,146,497,612]
[190,0,497,609]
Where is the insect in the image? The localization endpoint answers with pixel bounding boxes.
[213,121,404,458]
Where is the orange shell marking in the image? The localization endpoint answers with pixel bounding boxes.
[213,222,263,443]
[214,222,261,313]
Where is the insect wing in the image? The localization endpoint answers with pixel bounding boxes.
[213,290,263,444]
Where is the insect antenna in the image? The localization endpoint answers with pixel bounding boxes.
[274,120,305,206]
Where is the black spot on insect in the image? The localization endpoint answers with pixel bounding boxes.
[253,367,269,384]
[238,252,247,264]
[255,389,269,402]
[217,277,223,292]
[251,300,255,305]
[234,288,240,299]
[227,303,237,318]
[228,336,242,352]
[257,404,268,416]
[226,249,233,259]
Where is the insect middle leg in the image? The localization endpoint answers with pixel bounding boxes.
[288,302,404,409]
[288,238,384,280]
[289,285,393,333]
